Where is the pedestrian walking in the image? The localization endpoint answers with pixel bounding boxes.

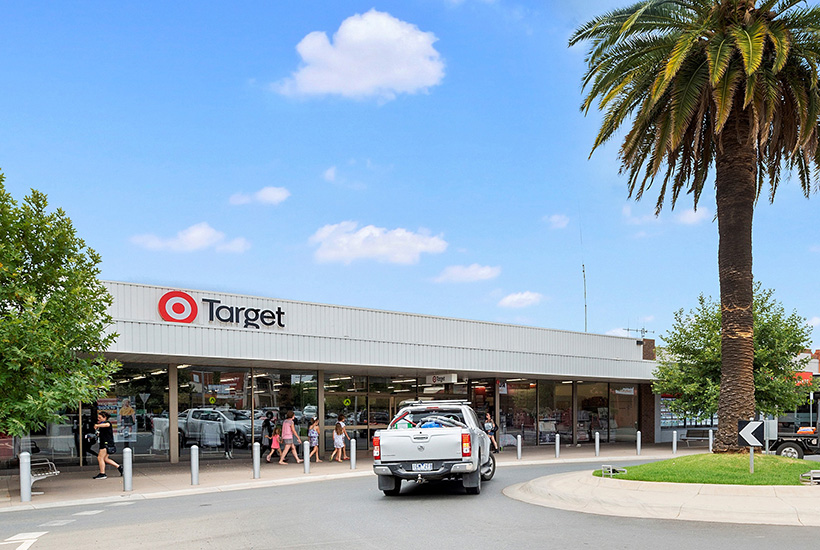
[308,417,322,462]
[330,422,345,462]
[261,411,275,453]
[483,412,499,453]
[338,414,351,460]
[93,411,122,479]
[266,426,282,463]
[279,411,302,464]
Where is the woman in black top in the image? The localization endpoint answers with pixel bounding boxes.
[93,411,122,479]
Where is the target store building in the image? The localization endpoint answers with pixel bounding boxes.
[6,281,662,467]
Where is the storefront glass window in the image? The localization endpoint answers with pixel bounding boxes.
[609,384,638,442]
[175,365,317,461]
[324,375,367,393]
[324,374,368,451]
[498,379,537,446]
[537,381,573,444]
[577,382,609,443]
[470,378,495,418]
[368,376,418,396]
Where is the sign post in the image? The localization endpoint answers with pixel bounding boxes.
[738,420,764,474]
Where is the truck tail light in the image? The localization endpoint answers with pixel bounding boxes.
[373,436,381,459]
[461,433,471,457]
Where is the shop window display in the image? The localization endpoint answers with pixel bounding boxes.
[538,381,573,444]
[498,380,537,446]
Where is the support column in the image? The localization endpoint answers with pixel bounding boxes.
[317,370,325,455]
[638,383,656,444]
[572,382,578,445]
[169,364,179,464]
[493,378,500,437]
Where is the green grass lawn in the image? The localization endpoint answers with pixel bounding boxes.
[593,453,816,485]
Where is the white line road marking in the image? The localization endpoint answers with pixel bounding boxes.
[4,534,48,541]
[107,502,135,507]
[39,519,76,527]
[72,510,104,516]
[1,532,48,550]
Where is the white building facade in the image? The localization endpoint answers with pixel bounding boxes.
[1,281,662,468]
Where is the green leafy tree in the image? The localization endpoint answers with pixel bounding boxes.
[0,174,120,436]
[570,0,820,450]
[654,284,814,420]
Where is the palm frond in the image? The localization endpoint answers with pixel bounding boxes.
[731,19,768,75]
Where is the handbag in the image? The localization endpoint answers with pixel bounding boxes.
[106,444,117,454]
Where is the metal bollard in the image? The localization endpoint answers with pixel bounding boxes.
[303,441,310,474]
[708,429,714,453]
[191,445,200,486]
[123,448,133,492]
[350,438,357,470]
[19,451,31,503]
[672,430,678,455]
[515,435,521,459]
[555,434,560,458]
[252,442,261,479]
[595,432,600,457]
[636,431,642,456]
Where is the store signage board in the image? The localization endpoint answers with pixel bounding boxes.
[738,420,764,447]
[426,374,457,384]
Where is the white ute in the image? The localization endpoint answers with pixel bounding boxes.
[372,400,496,495]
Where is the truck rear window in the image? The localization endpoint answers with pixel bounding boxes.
[390,410,466,429]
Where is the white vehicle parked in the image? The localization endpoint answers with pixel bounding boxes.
[372,400,496,495]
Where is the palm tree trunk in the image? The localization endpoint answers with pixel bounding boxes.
[713,103,757,452]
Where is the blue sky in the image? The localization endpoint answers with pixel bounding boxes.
[2,1,818,348]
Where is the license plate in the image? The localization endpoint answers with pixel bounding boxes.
[412,462,433,471]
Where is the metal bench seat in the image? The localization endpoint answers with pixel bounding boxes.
[679,429,711,447]
[29,458,60,490]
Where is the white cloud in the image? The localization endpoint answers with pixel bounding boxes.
[323,166,337,182]
[216,238,252,254]
[809,317,820,327]
[230,186,291,206]
[131,222,249,254]
[498,291,543,308]
[434,264,501,283]
[545,214,570,229]
[274,9,445,101]
[606,328,631,337]
[676,207,710,225]
[309,221,447,264]
[622,205,658,226]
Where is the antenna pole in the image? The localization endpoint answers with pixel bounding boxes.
[582,263,588,332]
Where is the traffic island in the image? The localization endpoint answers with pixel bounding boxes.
[503,470,820,526]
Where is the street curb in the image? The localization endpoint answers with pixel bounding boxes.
[503,469,820,527]
[0,470,375,513]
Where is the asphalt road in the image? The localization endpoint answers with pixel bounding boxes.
[2,462,818,550]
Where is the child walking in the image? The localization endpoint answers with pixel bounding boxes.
[330,422,345,462]
[308,418,322,462]
[338,414,351,460]
[266,426,282,463]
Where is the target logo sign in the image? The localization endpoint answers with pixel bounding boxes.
[158,291,198,323]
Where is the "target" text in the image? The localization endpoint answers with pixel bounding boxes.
[201,298,285,330]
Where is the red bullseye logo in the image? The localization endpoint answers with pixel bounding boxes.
[158,291,198,323]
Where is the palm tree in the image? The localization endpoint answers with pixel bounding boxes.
[570,0,820,451]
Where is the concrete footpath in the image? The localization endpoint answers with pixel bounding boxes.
[5,443,820,525]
